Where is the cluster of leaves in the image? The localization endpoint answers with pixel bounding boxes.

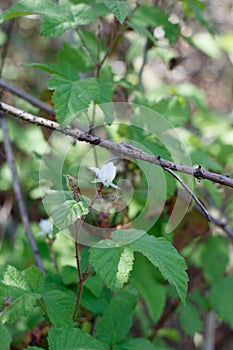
[0,0,233,349]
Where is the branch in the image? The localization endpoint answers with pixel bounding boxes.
[165,168,233,238]
[1,101,233,190]
[0,78,55,116]
[0,109,45,274]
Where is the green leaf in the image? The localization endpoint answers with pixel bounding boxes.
[48,76,99,123]
[129,235,188,304]
[177,301,202,336]
[42,290,75,326]
[201,236,229,284]
[1,294,37,324]
[95,286,138,346]
[52,199,89,231]
[89,245,124,291]
[0,323,12,350]
[0,1,99,37]
[151,96,190,127]
[114,338,159,350]
[61,265,78,285]
[90,229,145,291]
[25,265,44,293]
[40,3,96,37]
[48,326,107,350]
[81,287,110,315]
[116,248,134,289]
[130,5,180,44]
[182,0,213,33]
[23,42,94,79]
[0,0,57,22]
[209,277,233,329]
[103,0,130,24]
[131,254,166,323]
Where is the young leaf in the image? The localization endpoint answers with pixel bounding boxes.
[129,235,188,304]
[103,0,130,24]
[116,248,134,289]
[48,76,99,123]
[52,199,89,231]
[0,323,12,350]
[48,326,107,350]
[95,286,138,346]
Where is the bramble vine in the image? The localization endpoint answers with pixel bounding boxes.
[0,1,233,349]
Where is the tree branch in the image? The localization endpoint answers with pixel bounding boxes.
[0,78,55,116]
[0,108,45,274]
[1,101,233,190]
[164,168,233,238]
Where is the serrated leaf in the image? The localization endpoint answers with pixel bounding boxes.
[104,0,130,24]
[48,325,107,350]
[95,286,138,346]
[89,245,124,291]
[129,235,188,304]
[115,338,159,350]
[25,266,44,293]
[1,294,37,324]
[209,277,233,329]
[40,3,97,37]
[0,323,12,350]
[52,199,89,231]
[0,1,98,37]
[48,75,99,123]
[0,265,30,293]
[42,290,75,326]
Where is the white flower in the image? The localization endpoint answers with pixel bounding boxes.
[89,162,120,189]
[38,219,52,237]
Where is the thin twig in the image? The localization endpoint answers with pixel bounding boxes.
[72,183,103,321]
[0,78,55,116]
[164,167,233,238]
[1,101,233,189]
[0,110,45,273]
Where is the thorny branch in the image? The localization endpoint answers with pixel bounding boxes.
[165,168,233,238]
[1,101,233,189]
